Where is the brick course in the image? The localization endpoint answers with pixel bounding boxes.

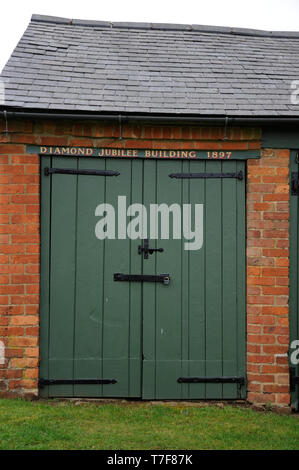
[0,119,291,406]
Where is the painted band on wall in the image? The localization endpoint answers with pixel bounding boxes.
[26,145,260,160]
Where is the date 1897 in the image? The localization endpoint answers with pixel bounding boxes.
[207,151,232,159]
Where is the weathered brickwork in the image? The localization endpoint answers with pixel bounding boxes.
[0,120,39,398]
[247,148,290,407]
[1,119,291,407]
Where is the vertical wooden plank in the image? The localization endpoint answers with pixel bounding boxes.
[142,159,157,399]
[236,160,246,399]
[128,159,143,397]
[39,156,51,398]
[205,160,223,398]
[73,158,106,397]
[48,157,78,397]
[181,159,190,399]
[153,160,183,399]
[102,158,139,397]
[222,160,238,398]
[188,159,206,399]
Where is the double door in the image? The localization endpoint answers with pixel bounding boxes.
[40,155,246,399]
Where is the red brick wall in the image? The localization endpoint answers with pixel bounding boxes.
[0,120,39,397]
[1,119,290,406]
[247,149,290,407]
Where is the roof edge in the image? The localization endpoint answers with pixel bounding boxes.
[30,14,299,38]
[2,108,299,126]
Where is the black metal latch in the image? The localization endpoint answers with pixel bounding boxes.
[114,273,170,285]
[138,239,164,259]
[291,172,299,195]
[290,367,299,391]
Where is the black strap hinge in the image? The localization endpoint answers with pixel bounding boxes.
[177,376,245,385]
[44,167,120,177]
[39,378,117,388]
[169,170,243,180]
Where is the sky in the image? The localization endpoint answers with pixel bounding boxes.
[1,0,299,71]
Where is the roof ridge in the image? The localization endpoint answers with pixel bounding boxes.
[30,14,299,38]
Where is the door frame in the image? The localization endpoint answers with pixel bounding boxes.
[289,150,299,410]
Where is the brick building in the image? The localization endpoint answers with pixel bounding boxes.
[0,15,299,409]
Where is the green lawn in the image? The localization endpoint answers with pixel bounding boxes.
[0,399,298,450]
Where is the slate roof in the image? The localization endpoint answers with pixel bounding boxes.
[1,14,299,116]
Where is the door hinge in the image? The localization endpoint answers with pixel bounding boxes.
[169,170,243,180]
[290,367,299,392]
[39,378,117,388]
[177,376,245,385]
[178,376,246,398]
[291,172,299,195]
[114,273,170,285]
[44,167,120,177]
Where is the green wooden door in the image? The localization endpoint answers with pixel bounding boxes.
[142,159,246,399]
[40,156,143,397]
[290,151,299,410]
[40,156,246,399]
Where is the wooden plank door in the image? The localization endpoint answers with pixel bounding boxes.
[142,159,246,399]
[40,156,142,397]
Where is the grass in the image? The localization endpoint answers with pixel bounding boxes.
[0,399,298,450]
